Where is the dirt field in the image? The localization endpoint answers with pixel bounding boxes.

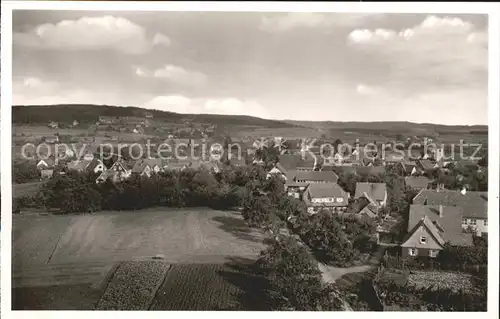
[13,208,266,267]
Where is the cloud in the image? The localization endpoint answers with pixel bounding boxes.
[347,15,487,91]
[153,65,207,86]
[356,84,378,95]
[135,67,149,77]
[143,95,269,118]
[260,13,382,33]
[14,16,170,54]
[12,76,137,106]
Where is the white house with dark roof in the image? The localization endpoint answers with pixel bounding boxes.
[401,204,474,258]
[303,183,349,214]
[412,189,488,236]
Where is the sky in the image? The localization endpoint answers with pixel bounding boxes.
[12,11,489,125]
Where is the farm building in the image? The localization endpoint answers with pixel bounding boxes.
[302,182,349,214]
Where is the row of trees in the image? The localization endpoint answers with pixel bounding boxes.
[24,164,271,214]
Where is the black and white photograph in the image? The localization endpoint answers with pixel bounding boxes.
[1,1,499,315]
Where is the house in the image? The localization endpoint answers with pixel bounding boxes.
[267,162,292,181]
[44,135,59,144]
[294,171,338,184]
[285,181,310,200]
[417,159,436,172]
[397,161,419,176]
[411,188,488,237]
[132,159,153,177]
[73,120,79,127]
[354,182,387,207]
[461,204,488,237]
[405,176,432,190]
[86,158,106,174]
[97,159,132,183]
[145,112,154,119]
[36,158,55,170]
[401,204,473,258]
[303,183,350,214]
[41,169,54,180]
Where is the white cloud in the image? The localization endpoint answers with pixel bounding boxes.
[14,16,170,55]
[153,33,171,46]
[134,67,149,77]
[12,77,137,106]
[356,84,378,95]
[143,95,269,118]
[153,65,207,86]
[347,15,487,91]
[260,13,382,33]
[348,15,476,44]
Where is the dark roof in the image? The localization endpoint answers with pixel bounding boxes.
[278,154,317,171]
[461,204,487,219]
[324,165,356,175]
[418,159,435,170]
[354,183,387,202]
[355,166,385,176]
[294,171,338,183]
[304,183,349,207]
[405,176,432,189]
[408,204,473,247]
[86,158,105,172]
[413,189,487,207]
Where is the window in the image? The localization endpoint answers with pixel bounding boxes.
[429,250,438,258]
[462,218,467,225]
[470,219,477,225]
[409,248,418,256]
[484,219,488,226]
[420,236,427,244]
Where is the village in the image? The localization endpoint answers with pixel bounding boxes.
[17,111,488,261]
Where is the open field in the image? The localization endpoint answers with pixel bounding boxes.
[13,182,43,198]
[13,208,266,267]
[13,260,272,310]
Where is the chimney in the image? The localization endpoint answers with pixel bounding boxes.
[439,204,443,218]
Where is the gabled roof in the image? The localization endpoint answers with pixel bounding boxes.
[354,182,387,202]
[37,158,55,167]
[304,183,349,207]
[402,215,446,247]
[407,204,473,247]
[418,159,435,171]
[294,170,338,183]
[412,189,488,207]
[405,176,432,189]
[86,158,105,172]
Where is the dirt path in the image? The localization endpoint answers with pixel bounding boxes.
[318,263,374,284]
